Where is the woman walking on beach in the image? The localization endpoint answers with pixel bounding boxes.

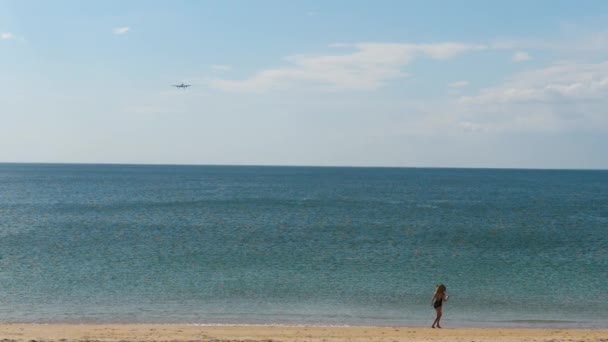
[431,283,448,328]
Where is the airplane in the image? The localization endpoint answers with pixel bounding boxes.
[172,83,191,89]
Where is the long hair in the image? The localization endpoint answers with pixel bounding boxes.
[435,283,447,293]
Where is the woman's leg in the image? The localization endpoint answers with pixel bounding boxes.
[432,307,442,328]
[436,307,443,328]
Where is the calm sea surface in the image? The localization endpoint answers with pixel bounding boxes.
[0,163,606,327]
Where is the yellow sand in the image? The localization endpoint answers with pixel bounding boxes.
[1,324,607,342]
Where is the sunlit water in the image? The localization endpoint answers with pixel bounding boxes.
[0,164,606,327]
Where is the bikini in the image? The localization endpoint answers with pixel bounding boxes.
[433,297,442,308]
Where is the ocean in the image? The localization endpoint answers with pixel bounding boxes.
[0,163,606,328]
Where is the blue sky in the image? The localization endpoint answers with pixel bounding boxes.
[1,0,608,168]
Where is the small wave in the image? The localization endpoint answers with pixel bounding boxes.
[498,319,584,324]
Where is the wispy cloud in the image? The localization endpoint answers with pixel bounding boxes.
[512,51,531,62]
[450,60,608,133]
[1,32,15,40]
[211,65,233,72]
[460,61,608,104]
[113,27,130,35]
[492,29,608,54]
[209,42,486,92]
[448,80,469,88]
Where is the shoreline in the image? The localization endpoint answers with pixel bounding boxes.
[1,318,605,330]
[1,324,607,342]
[1,321,606,329]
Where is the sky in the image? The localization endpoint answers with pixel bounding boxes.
[1,0,608,169]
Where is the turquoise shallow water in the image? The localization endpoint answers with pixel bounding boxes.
[0,163,606,327]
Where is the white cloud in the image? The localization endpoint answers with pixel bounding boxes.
[451,60,608,133]
[208,42,486,92]
[113,27,130,35]
[1,32,15,40]
[461,61,608,105]
[448,80,469,88]
[512,51,531,62]
[492,30,608,54]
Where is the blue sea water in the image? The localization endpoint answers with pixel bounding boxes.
[0,163,606,328]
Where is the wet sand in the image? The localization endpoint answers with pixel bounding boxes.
[0,324,607,342]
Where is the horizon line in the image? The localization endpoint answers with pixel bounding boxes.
[0,161,606,172]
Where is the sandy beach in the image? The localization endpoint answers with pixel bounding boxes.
[0,324,606,342]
